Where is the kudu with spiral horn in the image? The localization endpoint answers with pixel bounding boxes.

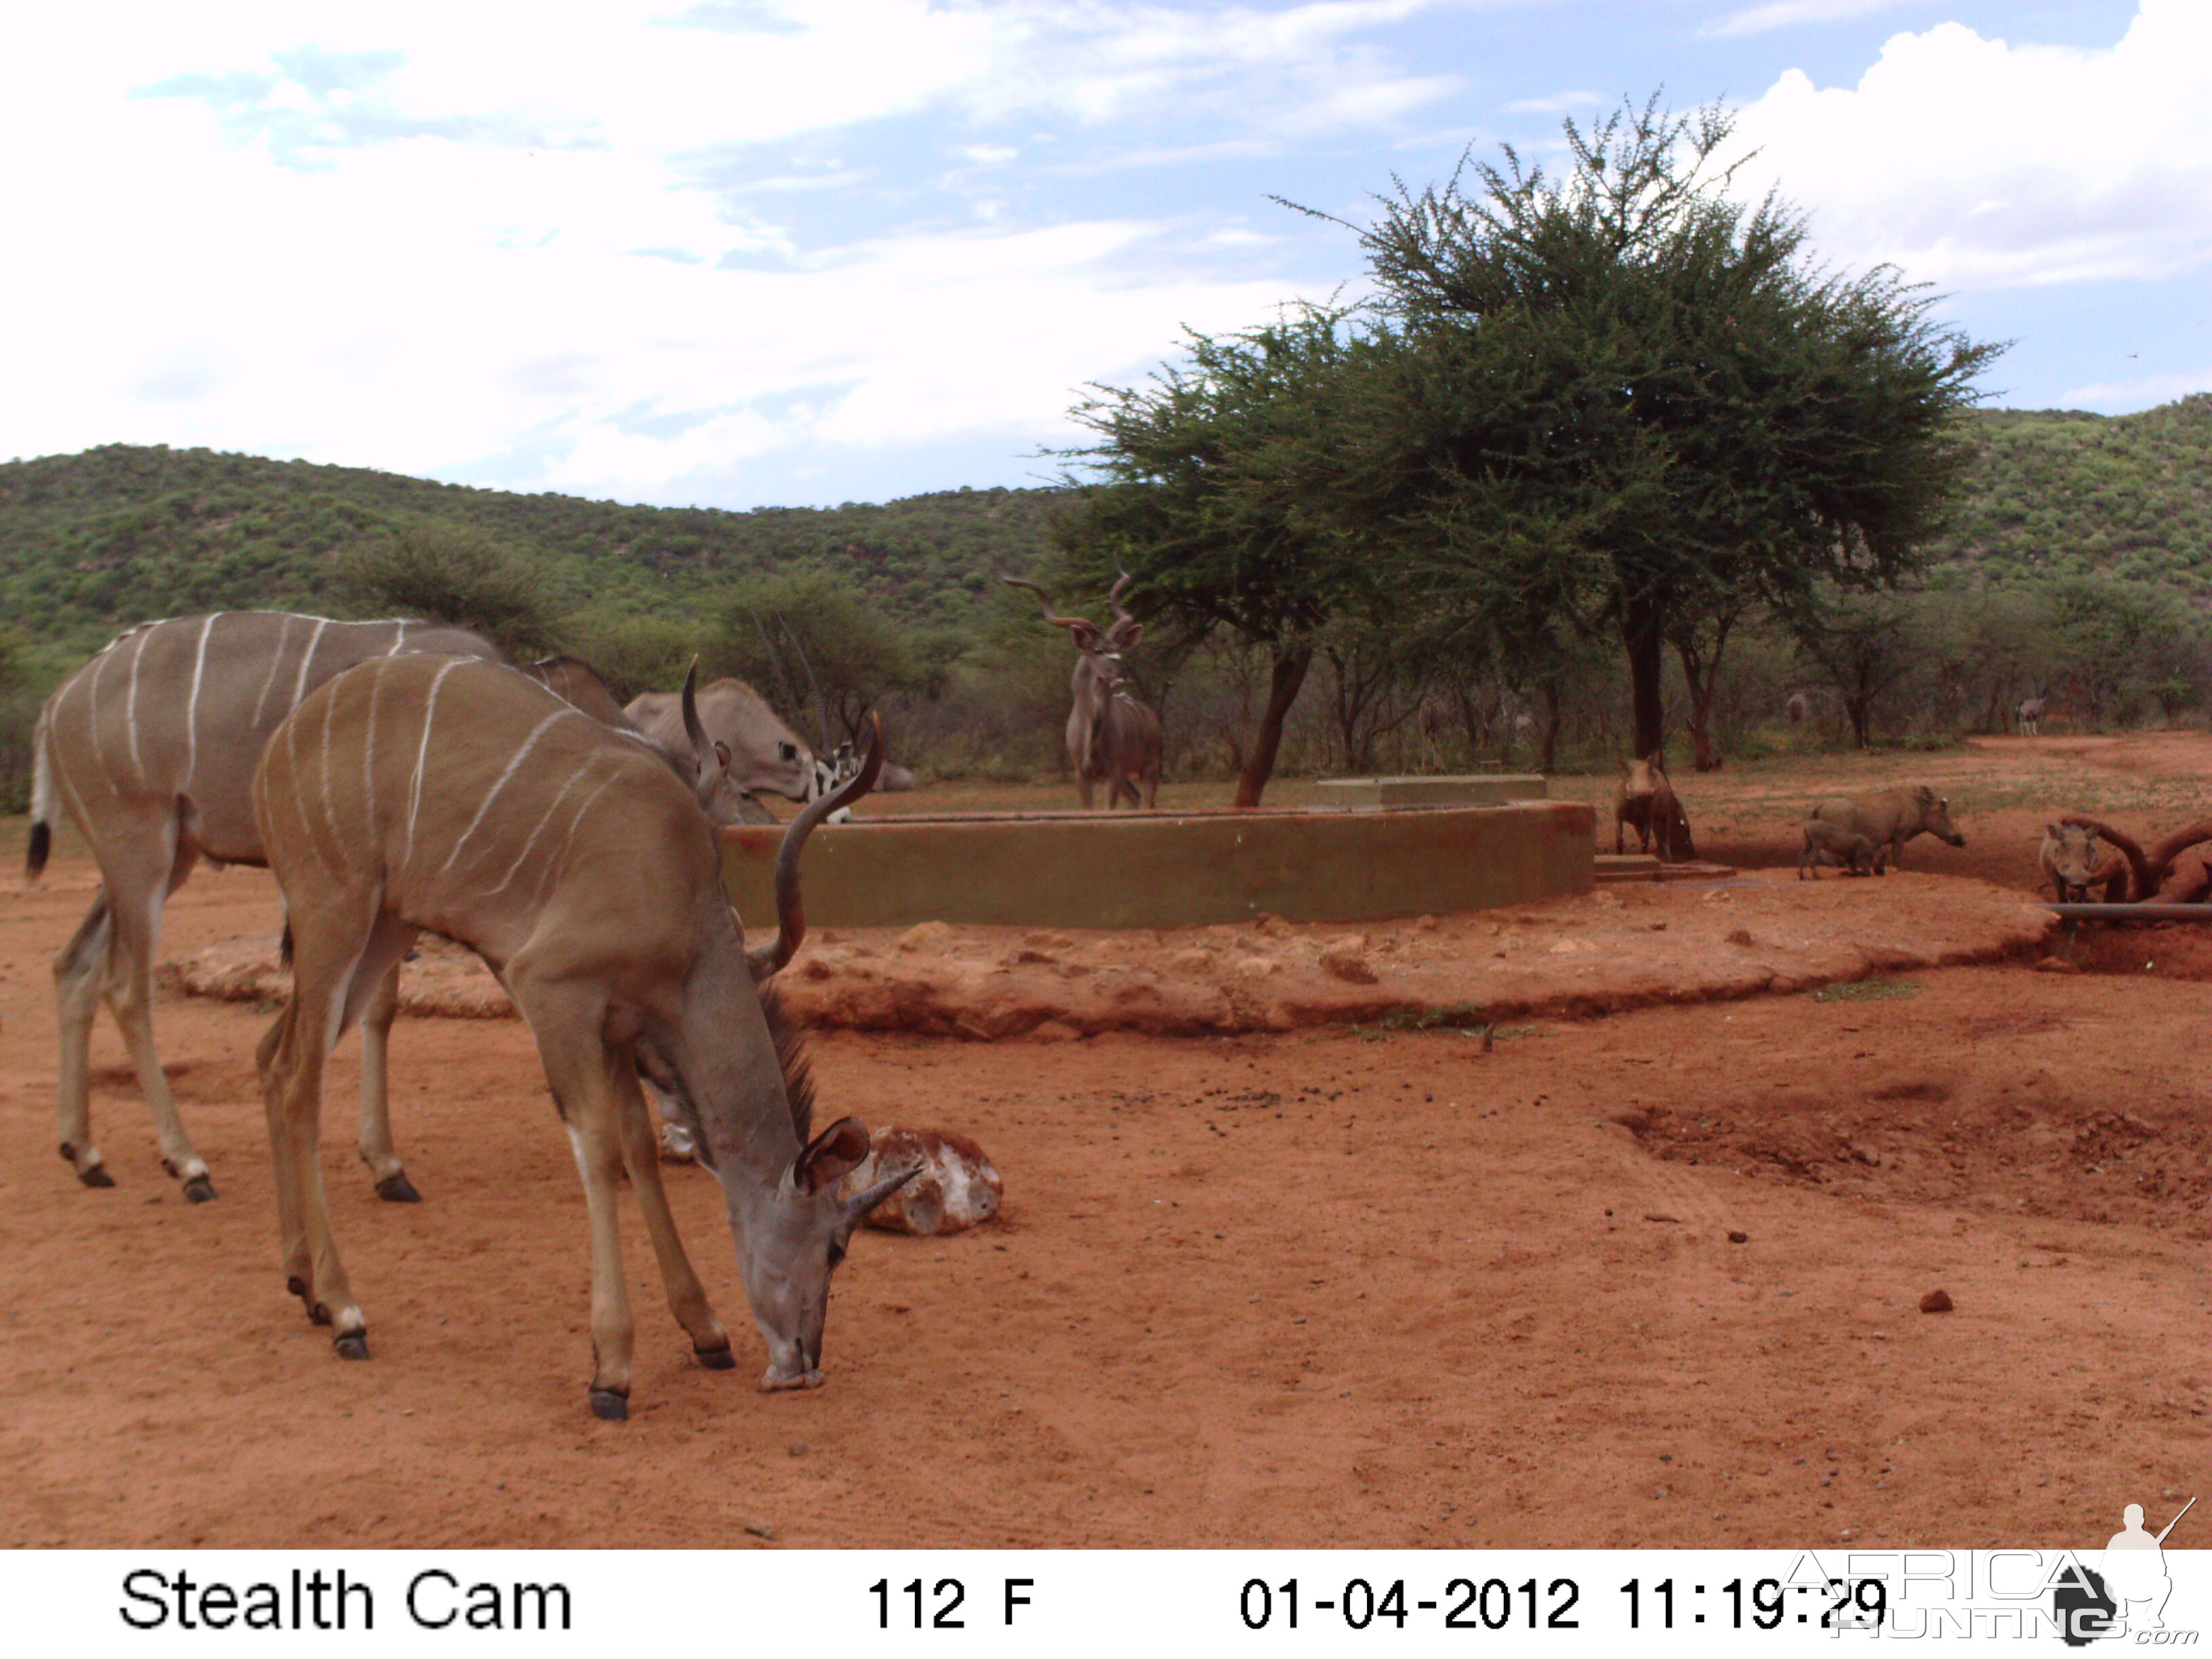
[1002,567,1163,808]
[250,655,913,1415]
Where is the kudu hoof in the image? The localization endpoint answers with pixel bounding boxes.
[182,1176,218,1204]
[374,1173,422,1204]
[333,1332,370,1361]
[79,1166,116,1189]
[309,1301,333,1327]
[695,1341,737,1372]
[588,1388,630,1422]
[287,1275,310,1300]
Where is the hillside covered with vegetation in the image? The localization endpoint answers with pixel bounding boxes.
[0,441,1065,662]
[0,392,2207,809]
[4,395,2207,660]
[1928,394,2212,593]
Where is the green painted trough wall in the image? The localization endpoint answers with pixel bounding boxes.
[721,801,1594,930]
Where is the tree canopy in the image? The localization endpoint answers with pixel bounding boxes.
[1340,96,2003,760]
[1054,95,2005,790]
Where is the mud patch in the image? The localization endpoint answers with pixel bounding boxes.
[1639,1057,2212,1235]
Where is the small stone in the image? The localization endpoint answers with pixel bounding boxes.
[1725,927,1754,947]
[1646,920,1668,931]
[743,1523,775,1540]
[787,1441,808,1457]
[1727,1230,1748,1244]
[1919,1288,1954,1314]
[1414,914,1440,933]
[897,920,956,952]
[1025,930,1074,949]
[2032,956,2081,975]
[1318,944,1378,985]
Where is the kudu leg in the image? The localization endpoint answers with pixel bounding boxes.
[258,920,408,1359]
[516,987,641,1418]
[98,835,213,1200]
[355,960,419,1202]
[610,1059,734,1370]
[258,990,366,1354]
[53,891,114,1186]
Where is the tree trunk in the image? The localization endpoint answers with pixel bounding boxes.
[1622,592,1666,762]
[1672,617,1733,773]
[1537,676,1563,774]
[1235,643,1312,808]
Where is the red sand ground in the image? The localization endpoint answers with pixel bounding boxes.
[2,734,2208,1550]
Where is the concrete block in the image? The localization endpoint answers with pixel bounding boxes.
[722,800,1595,930]
[1312,775,1548,810]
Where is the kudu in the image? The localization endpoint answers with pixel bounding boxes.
[1002,568,1163,808]
[250,655,909,1416]
[626,677,814,826]
[26,612,501,1200]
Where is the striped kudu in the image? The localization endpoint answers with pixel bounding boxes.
[251,654,908,1416]
[27,612,501,1201]
[1002,569,1163,808]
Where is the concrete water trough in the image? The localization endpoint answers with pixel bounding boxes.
[722,799,1595,930]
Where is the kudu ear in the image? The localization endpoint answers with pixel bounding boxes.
[794,1116,872,1195]
[1111,621,1143,650]
[1070,622,1106,653]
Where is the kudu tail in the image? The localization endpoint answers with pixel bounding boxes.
[746,712,884,983]
[25,704,54,880]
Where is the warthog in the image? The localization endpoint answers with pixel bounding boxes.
[1799,819,1888,880]
[2040,821,2102,902]
[1808,785,1965,870]
[1614,753,1696,862]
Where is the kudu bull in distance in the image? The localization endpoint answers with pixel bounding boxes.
[26,612,503,1201]
[1002,566,1163,808]
[250,655,912,1417]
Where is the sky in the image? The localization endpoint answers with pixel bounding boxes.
[2,0,2204,510]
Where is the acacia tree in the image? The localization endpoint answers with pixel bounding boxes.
[710,571,944,749]
[1052,306,1381,806]
[1340,98,2002,762]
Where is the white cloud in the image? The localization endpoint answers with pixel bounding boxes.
[0,1,1469,503]
[1729,2,2212,290]
[1504,89,1606,114]
[2057,366,2212,411]
[1702,0,1906,40]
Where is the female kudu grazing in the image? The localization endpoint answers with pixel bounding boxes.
[251,655,909,1417]
[28,612,501,1201]
[1002,568,1163,808]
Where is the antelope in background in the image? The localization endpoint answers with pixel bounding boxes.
[26,612,501,1201]
[1002,567,1163,808]
[251,655,909,1415]
[626,676,815,825]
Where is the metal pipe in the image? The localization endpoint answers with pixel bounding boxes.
[2045,903,2212,921]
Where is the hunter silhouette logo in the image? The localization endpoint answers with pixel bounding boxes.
[2054,1496,2194,1646]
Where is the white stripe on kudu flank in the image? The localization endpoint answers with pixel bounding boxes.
[291,617,329,708]
[438,708,577,876]
[184,613,220,784]
[404,658,467,865]
[87,635,115,781]
[318,680,345,856]
[541,768,623,897]
[123,625,151,783]
[487,760,596,896]
[362,657,386,837]
[252,615,295,727]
